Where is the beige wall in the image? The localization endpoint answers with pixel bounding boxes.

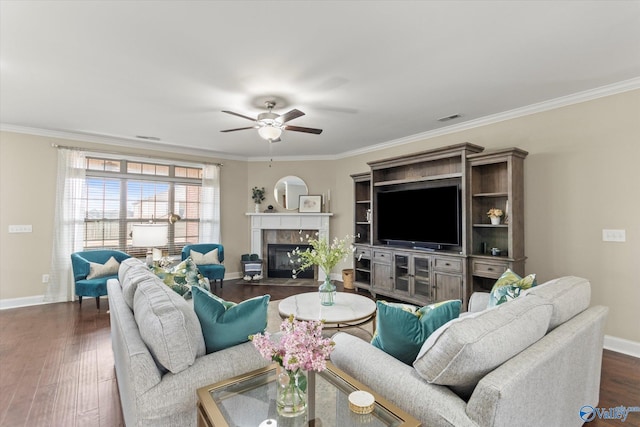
[0,133,248,300]
[1,89,638,344]
[331,90,640,343]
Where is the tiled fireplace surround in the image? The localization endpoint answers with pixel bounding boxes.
[247,213,332,281]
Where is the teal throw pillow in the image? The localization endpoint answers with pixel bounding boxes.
[487,269,537,308]
[371,299,461,365]
[192,286,270,353]
[152,257,209,298]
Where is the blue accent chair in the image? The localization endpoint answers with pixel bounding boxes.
[71,250,131,309]
[182,243,225,288]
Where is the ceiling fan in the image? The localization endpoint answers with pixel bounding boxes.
[220,101,323,143]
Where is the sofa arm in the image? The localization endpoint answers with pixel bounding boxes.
[330,332,476,427]
[467,292,490,313]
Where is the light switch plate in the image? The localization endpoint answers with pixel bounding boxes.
[8,225,32,233]
[602,229,626,242]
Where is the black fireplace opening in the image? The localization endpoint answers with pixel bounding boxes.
[268,244,314,279]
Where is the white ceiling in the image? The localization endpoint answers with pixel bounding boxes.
[1,1,639,160]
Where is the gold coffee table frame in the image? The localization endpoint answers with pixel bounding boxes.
[197,362,420,427]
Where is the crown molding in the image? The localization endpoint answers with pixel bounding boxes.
[337,77,640,159]
[0,125,247,161]
[3,77,638,162]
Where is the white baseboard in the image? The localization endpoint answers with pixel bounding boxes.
[604,335,640,358]
[0,294,48,310]
[0,294,110,310]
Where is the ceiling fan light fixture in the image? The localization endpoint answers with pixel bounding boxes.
[258,125,282,141]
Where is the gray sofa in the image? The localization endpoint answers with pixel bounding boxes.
[330,276,608,427]
[107,258,269,426]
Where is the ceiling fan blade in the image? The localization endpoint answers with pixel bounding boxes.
[277,109,305,124]
[222,110,257,122]
[284,125,323,135]
[220,126,257,133]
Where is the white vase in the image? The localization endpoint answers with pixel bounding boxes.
[255,203,261,213]
[490,216,501,225]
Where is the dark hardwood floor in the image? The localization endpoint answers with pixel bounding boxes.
[0,281,638,426]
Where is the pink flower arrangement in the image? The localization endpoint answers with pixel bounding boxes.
[251,315,335,372]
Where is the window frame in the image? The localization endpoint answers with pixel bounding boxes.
[83,157,203,256]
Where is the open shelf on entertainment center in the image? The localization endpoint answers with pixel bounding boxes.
[373,172,463,187]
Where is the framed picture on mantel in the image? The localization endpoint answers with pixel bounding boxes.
[299,195,322,213]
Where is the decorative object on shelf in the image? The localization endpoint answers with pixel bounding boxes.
[491,247,502,256]
[298,195,322,213]
[289,233,355,306]
[251,315,335,417]
[503,199,509,224]
[252,186,266,213]
[487,208,503,225]
[264,204,275,213]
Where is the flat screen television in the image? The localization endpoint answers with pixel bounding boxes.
[376,184,461,250]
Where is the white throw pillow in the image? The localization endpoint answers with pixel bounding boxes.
[87,256,120,279]
[413,294,552,398]
[190,248,220,265]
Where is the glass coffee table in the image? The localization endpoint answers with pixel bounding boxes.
[197,362,420,427]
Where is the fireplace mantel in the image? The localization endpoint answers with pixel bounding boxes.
[246,212,332,280]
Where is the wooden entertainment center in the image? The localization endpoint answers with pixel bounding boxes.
[351,143,527,309]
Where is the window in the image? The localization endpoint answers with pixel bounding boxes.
[83,157,203,257]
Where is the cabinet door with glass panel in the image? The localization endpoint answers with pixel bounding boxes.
[411,254,432,304]
[394,252,432,304]
[393,253,411,298]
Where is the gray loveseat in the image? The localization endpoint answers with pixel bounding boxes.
[330,276,608,427]
[107,258,269,426]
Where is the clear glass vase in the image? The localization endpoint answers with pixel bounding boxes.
[318,277,336,306]
[276,366,307,417]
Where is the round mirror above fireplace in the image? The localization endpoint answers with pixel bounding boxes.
[274,176,308,210]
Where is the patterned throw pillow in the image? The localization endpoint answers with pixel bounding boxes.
[371,299,462,365]
[151,257,209,298]
[487,269,537,308]
[192,286,270,353]
[86,256,120,279]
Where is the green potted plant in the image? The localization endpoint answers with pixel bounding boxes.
[289,233,355,306]
[252,186,265,212]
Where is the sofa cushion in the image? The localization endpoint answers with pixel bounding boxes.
[192,286,270,353]
[122,265,155,309]
[487,269,537,308]
[523,276,591,331]
[87,256,120,279]
[413,294,552,398]
[118,257,147,283]
[133,280,206,373]
[191,248,221,265]
[151,257,209,298]
[371,300,461,365]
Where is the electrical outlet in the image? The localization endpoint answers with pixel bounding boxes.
[42,274,49,284]
[602,229,626,242]
[8,225,33,233]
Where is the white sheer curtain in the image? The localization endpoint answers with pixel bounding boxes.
[199,163,221,242]
[45,149,87,303]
